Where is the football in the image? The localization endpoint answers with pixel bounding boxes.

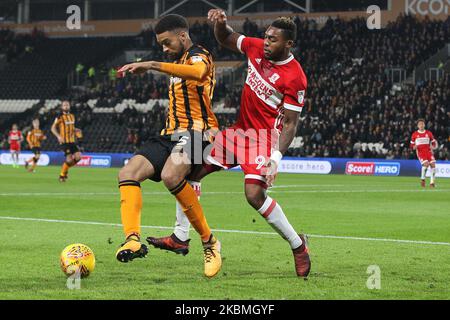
[60,243,95,278]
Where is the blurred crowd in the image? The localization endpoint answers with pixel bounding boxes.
[291,74,449,160]
[70,72,170,106]
[285,15,449,159]
[0,27,45,62]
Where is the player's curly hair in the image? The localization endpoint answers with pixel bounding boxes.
[154,14,189,34]
[417,118,426,124]
[271,17,297,41]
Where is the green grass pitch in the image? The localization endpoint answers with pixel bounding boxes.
[0,165,449,300]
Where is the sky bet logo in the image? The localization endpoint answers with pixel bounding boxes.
[346,162,400,176]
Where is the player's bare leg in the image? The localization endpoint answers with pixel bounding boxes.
[25,156,32,171]
[430,161,436,188]
[245,182,311,277]
[420,161,429,187]
[31,154,40,172]
[12,151,19,168]
[26,154,39,172]
[116,155,154,262]
[59,154,73,182]
[160,153,221,278]
[59,152,81,182]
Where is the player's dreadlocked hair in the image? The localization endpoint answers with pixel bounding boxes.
[154,14,189,34]
[271,17,297,41]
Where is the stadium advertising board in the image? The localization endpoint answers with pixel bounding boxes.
[76,155,112,168]
[0,152,50,166]
[345,161,401,176]
[404,0,450,16]
[279,160,332,174]
[426,163,450,178]
[1,151,449,177]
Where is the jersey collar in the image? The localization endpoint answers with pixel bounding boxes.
[270,54,294,66]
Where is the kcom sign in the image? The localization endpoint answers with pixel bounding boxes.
[406,0,450,15]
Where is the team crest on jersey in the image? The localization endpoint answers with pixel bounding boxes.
[191,56,203,63]
[297,90,305,104]
[170,76,182,84]
[255,58,262,64]
[268,73,280,84]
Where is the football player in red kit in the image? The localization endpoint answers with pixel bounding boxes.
[147,11,311,277]
[8,124,23,168]
[410,119,438,187]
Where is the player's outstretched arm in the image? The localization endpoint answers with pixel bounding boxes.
[266,109,300,187]
[51,119,63,144]
[208,9,242,54]
[410,135,416,150]
[118,62,152,75]
[26,132,32,147]
[431,139,438,150]
[119,61,207,81]
[277,109,301,155]
[152,62,208,81]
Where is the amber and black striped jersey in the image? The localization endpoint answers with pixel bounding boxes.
[162,45,219,136]
[54,113,76,144]
[27,129,45,148]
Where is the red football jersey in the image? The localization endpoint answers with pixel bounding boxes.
[410,130,436,155]
[8,130,22,146]
[235,36,307,144]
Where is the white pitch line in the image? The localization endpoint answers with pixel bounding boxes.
[0,189,449,197]
[0,216,449,247]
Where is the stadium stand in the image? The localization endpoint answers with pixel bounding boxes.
[0,35,134,99]
[0,15,448,160]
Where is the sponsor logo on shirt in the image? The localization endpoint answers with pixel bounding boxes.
[245,60,283,108]
[268,73,280,84]
[415,137,430,145]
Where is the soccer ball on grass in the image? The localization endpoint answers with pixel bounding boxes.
[60,243,95,278]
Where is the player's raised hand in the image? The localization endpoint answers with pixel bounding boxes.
[207,9,227,24]
[265,159,279,188]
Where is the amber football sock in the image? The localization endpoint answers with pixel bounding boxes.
[118,180,142,238]
[170,179,211,242]
[60,162,71,177]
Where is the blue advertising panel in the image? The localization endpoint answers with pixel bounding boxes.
[1,151,449,178]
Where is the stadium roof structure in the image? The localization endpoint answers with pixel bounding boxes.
[1,0,392,24]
